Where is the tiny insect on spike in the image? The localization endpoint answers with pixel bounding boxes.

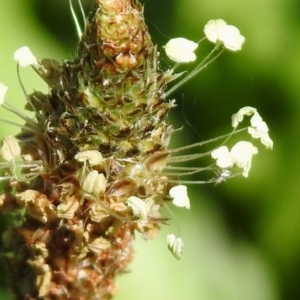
[213,169,232,185]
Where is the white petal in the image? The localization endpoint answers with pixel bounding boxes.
[57,197,79,219]
[169,185,190,209]
[93,173,107,196]
[211,146,233,168]
[14,46,38,67]
[248,126,262,139]
[164,38,198,63]
[250,113,269,134]
[230,141,258,177]
[260,133,273,149]
[167,234,184,260]
[204,19,245,51]
[250,113,264,129]
[219,25,245,51]
[248,113,273,149]
[75,150,104,166]
[82,170,106,196]
[204,19,227,43]
[126,196,147,220]
[144,195,161,215]
[248,127,273,149]
[0,136,21,161]
[82,170,98,194]
[248,121,269,137]
[231,106,257,128]
[0,82,8,105]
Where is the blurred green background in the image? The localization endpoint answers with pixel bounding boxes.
[0,0,299,299]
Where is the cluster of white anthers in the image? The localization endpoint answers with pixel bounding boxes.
[0,19,272,260]
[212,106,273,177]
[164,19,245,63]
[162,19,246,99]
[166,107,273,259]
[162,19,270,259]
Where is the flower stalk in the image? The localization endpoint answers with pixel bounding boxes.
[0,1,272,299]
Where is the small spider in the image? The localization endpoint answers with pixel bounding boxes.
[212,169,232,186]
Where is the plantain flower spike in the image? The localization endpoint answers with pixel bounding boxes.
[0,1,272,299]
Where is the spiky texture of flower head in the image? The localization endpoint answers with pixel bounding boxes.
[1,1,177,299]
